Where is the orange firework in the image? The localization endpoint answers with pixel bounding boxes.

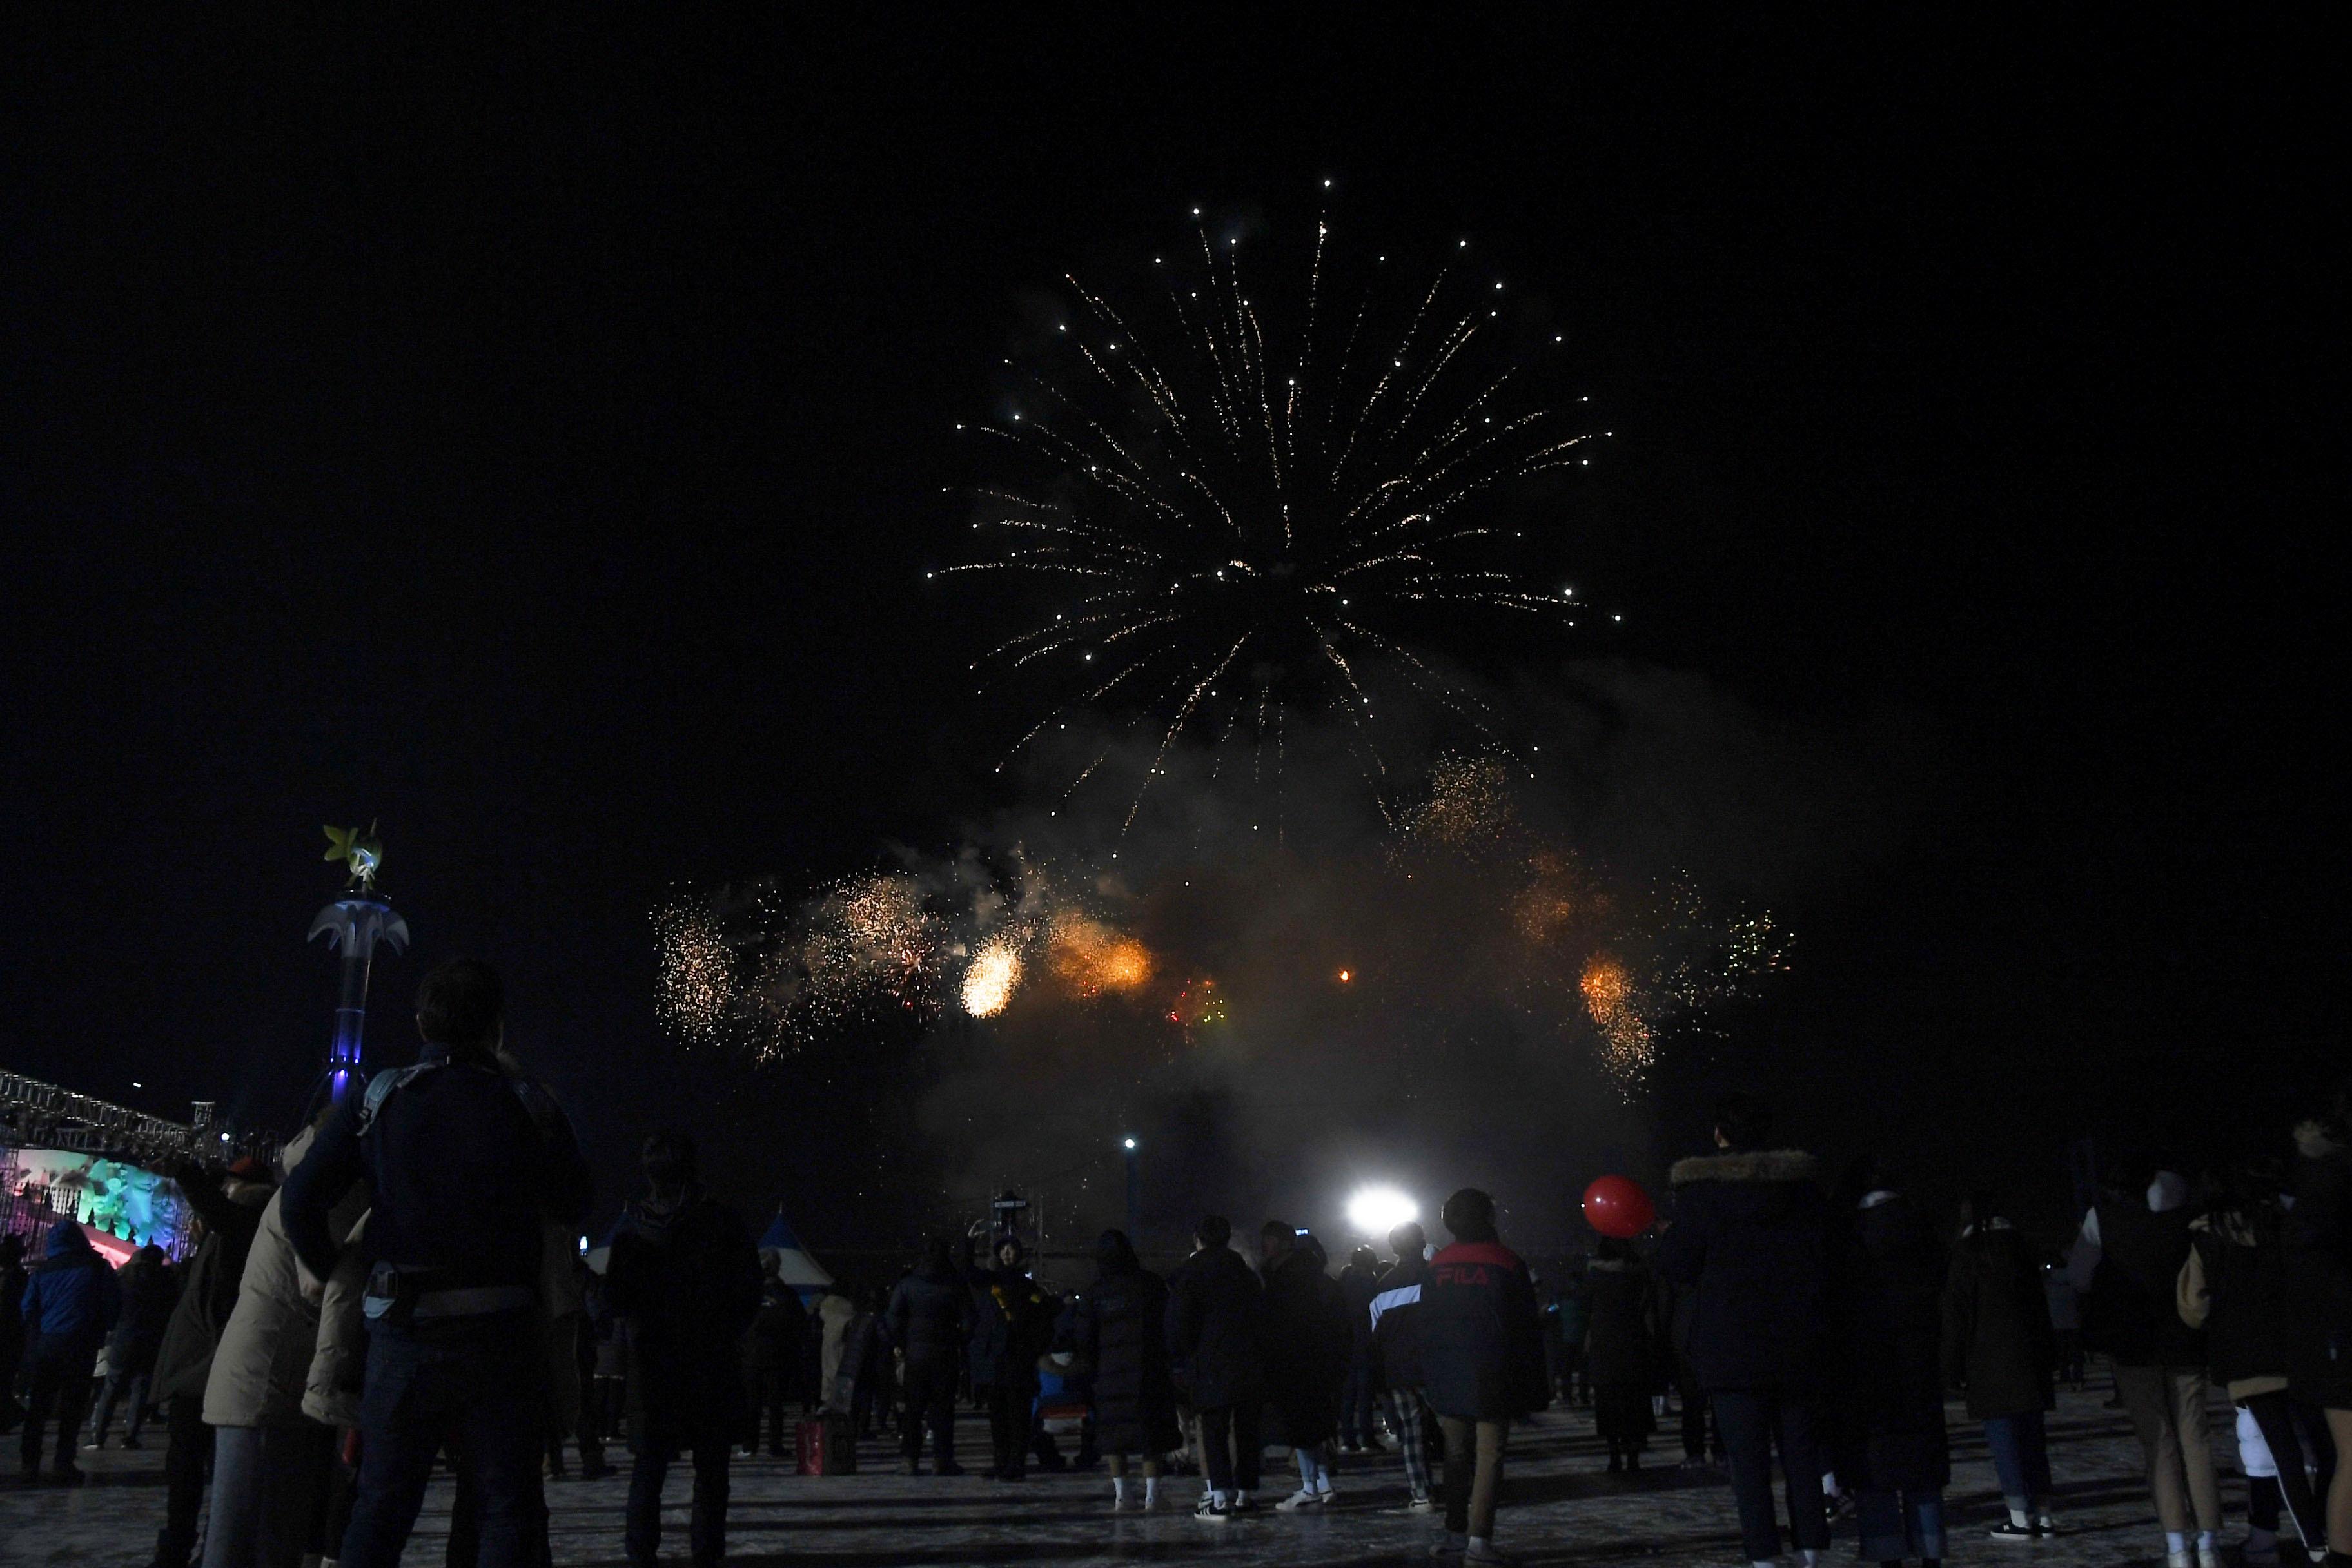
[1578,952,1655,1081]
[1048,912,1155,997]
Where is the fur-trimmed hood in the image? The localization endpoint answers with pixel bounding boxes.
[2295,1120,2346,1161]
[1669,1149,1819,1188]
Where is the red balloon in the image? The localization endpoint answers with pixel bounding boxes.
[1582,1175,1656,1239]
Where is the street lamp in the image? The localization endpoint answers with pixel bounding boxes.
[1121,1137,1141,1242]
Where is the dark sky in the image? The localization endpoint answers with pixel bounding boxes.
[4,14,2337,1236]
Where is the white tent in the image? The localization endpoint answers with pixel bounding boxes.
[757,1210,834,1303]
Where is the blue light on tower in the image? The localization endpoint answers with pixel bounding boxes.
[309,823,409,1103]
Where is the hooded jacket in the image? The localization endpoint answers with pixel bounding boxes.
[303,1210,372,1430]
[1656,1148,1828,1393]
[1164,1243,1265,1411]
[281,1043,587,1301]
[745,1272,814,1374]
[151,1168,275,1404]
[2086,1189,2203,1366]
[1418,1236,1550,1422]
[1069,1233,1180,1455]
[605,1186,763,1450]
[19,1220,122,1343]
[1370,1250,1431,1392]
[2288,1121,2352,1402]
[1580,1254,1661,1391]
[1827,1192,1949,1491]
[204,1128,370,1428]
[968,1242,1055,1391]
[883,1256,972,1366]
[108,1248,180,1360]
[1262,1240,1351,1446]
[1942,1220,2055,1420]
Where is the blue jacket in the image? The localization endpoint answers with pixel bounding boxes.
[1656,1148,1828,1393]
[282,1043,590,1296]
[20,1220,123,1342]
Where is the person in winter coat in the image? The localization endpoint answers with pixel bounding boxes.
[1653,1266,1720,1467]
[968,1234,1055,1481]
[843,1288,893,1440]
[1371,1219,1437,1511]
[1260,1223,1351,1509]
[1070,1229,1179,1511]
[603,1131,761,1568]
[2288,1080,2352,1565]
[2179,1157,2329,1558]
[1165,1214,1266,1519]
[1827,1162,1948,1567]
[814,1286,857,1414]
[741,1254,810,1460]
[1656,1093,1832,1568]
[201,1122,370,1568]
[2072,1157,2222,1567]
[90,1244,178,1448]
[1583,1236,1660,1473]
[1338,1244,1384,1452]
[1553,1273,1593,1407]
[883,1239,971,1475]
[1418,1188,1549,1564]
[1943,1191,2059,1542]
[148,1158,275,1568]
[0,1233,30,1434]
[17,1219,122,1483]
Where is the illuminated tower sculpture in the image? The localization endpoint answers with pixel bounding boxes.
[308,823,409,1104]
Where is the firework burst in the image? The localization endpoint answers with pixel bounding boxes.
[939,197,1611,828]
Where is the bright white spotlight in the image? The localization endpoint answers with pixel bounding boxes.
[1346,1185,1419,1237]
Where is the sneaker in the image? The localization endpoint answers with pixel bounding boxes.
[1393,1494,1439,1514]
[82,1440,102,1451]
[1229,1494,1260,1513]
[2166,1552,2193,1568]
[1375,1431,1402,1452]
[2196,1546,2222,1568]
[1277,1487,1327,1511]
[1988,1520,2039,1544]
[1431,1533,1467,1560]
[1465,1542,1516,1567]
[1195,1494,1232,1522]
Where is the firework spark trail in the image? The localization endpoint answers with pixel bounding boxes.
[949,198,1612,828]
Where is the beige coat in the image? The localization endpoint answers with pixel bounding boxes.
[303,1210,371,1431]
[202,1130,369,1428]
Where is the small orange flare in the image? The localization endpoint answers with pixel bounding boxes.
[1338,968,1352,983]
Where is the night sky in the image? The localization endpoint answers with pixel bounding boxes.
[5,14,2337,1242]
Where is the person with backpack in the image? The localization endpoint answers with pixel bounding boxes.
[2072,1157,2222,1568]
[2182,1157,2331,1558]
[279,958,591,1568]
